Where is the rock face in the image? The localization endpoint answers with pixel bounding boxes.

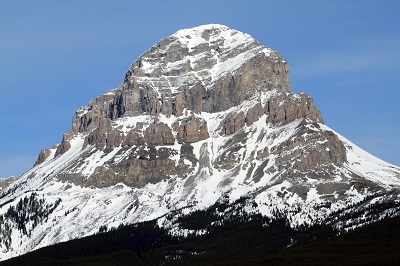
[1,24,399,261]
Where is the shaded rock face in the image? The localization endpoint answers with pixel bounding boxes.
[266,93,323,125]
[272,121,347,174]
[34,24,344,188]
[58,145,195,188]
[175,116,209,144]
[34,149,52,166]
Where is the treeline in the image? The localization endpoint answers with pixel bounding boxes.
[2,193,400,265]
[0,197,333,265]
[0,193,61,251]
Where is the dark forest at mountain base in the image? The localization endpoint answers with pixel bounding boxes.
[1,209,399,266]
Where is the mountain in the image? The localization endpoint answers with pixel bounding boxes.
[0,24,399,261]
[0,177,16,191]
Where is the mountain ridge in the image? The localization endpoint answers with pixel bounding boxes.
[0,177,16,191]
[0,24,399,261]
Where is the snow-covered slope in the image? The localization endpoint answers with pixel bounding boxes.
[1,24,399,261]
[0,176,16,191]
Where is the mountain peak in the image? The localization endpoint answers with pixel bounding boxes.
[124,24,288,99]
[174,23,230,36]
[172,24,252,51]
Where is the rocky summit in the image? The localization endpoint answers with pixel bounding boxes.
[1,24,400,261]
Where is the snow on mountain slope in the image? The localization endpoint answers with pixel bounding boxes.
[0,24,399,260]
[327,125,400,188]
[0,176,16,191]
[1,112,399,260]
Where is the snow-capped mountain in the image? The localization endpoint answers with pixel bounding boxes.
[1,24,399,261]
[0,177,16,191]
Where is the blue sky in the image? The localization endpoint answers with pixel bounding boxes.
[1,0,399,177]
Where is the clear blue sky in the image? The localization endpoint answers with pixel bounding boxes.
[1,0,399,177]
